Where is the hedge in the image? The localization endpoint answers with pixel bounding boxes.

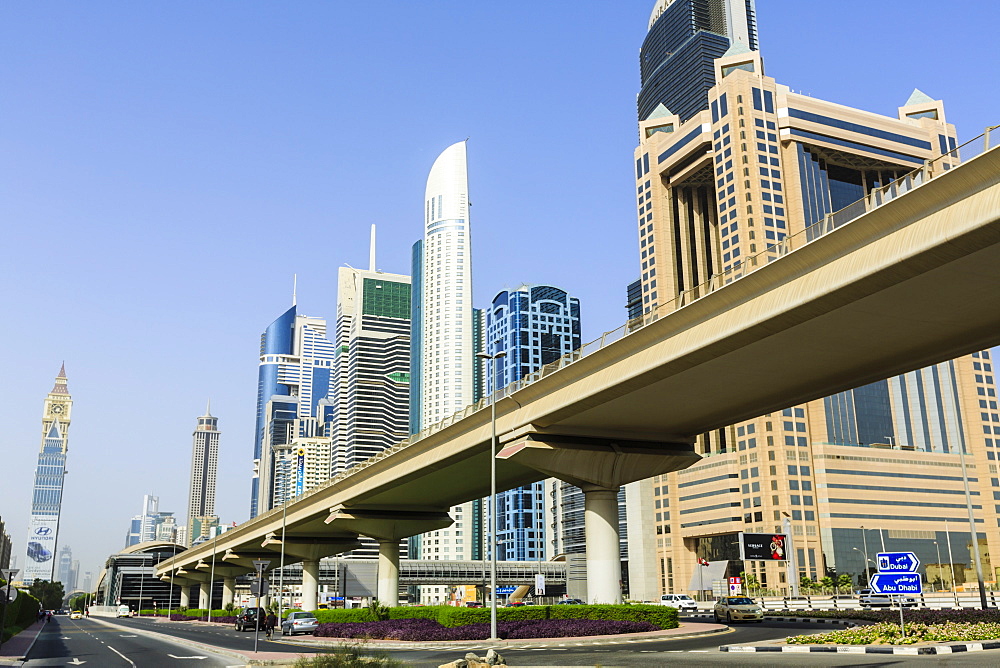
[549,604,677,629]
[387,605,449,621]
[1,588,42,642]
[312,608,376,624]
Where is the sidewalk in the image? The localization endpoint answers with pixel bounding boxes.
[0,620,46,666]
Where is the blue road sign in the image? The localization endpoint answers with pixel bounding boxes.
[494,586,517,595]
[876,552,920,573]
[869,572,922,594]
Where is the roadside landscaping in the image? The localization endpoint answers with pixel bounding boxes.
[783,609,1000,645]
[312,604,676,641]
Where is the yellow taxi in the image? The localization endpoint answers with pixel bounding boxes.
[70,611,83,619]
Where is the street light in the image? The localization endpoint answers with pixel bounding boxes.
[477,349,507,643]
[934,541,943,591]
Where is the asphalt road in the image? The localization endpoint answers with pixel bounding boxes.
[24,616,241,667]
[94,615,1000,667]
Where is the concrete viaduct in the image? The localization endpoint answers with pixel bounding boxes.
[157,144,1000,609]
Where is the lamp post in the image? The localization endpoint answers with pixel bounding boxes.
[477,349,507,643]
[934,541,943,591]
[138,552,146,617]
[955,439,988,609]
[945,520,959,608]
[852,547,874,583]
[860,526,870,581]
[208,531,218,623]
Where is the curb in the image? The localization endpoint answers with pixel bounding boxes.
[688,613,860,626]
[721,641,1000,655]
[0,621,47,666]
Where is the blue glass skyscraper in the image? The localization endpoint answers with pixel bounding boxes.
[638,0,757,122]
[486,285,581,561]
[250,301,336,518]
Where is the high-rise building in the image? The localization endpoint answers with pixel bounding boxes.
[631,33,1000,598]
[186,404,220,546]
[56,545,73,586]
[332,238,412,475]
[411,141,483,600]
[23,364,72,585]
[251,299,336,517]
[638,0,757,123]
[125,495,178,547]
[486,285,582,561]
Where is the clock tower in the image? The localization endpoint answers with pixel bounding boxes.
[23,363,73,585]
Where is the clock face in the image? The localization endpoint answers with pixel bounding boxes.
[50,404,64,414]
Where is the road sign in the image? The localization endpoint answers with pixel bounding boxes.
[5,588,17,603]
[250,581,270,596]
[493,586,516,595]
[1,569,18,583]
[869,572,922,594]
[876,552,920,573]
[251,560,271,572]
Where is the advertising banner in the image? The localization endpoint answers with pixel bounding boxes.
[740,532,788,561]
[24,515,59,582]
[295,448,306,497]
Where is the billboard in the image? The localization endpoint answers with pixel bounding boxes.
[740,532,787,561]
[24,516,59,583]
[295,447,306,497]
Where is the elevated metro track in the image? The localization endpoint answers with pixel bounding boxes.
[159,144,1000,606]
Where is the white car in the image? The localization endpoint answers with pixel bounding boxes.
[659,594,698,612]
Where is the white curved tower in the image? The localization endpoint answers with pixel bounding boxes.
[421,141,473,427]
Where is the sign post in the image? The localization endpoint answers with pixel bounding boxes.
[870,552,921,636]
[0,569,20,652]
[728,576,743,595]
[251,560,270,653]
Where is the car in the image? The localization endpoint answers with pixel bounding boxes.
[555,598,585,605]
[464,601,485,607]
[713,596,763,623]
[659,594,698,612]
[234,607,267,632]
[857,589,918,608]
[280,611,318,636]
[27,541,53,563]
[503,601,527,607]
[70,611,83,620]
[116,605,131,618]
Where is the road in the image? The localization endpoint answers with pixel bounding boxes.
[24,616,241,667]
[90,615,1000,667]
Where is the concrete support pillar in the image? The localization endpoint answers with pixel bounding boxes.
[377,540,400,608]
[222,577,236,608]
[302,560,320,611]
[584,486,622,604]
[199,582,211,610]
[179,586,190,608]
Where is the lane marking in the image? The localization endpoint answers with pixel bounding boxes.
[106,644,137,667]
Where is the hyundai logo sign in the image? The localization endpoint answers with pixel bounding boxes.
[34,527,53,536]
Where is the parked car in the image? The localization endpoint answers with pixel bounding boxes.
[281,611,318,636]
[555,598,585,605]
[857,589,918,608]
[464,601,485,607]
[659,594,698,612]
[713,596,763,623]
[234,607,267,632]
[504,601,527,607]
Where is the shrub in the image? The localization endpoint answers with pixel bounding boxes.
[549,603,678,629]
[313,608,374,624]
[788,621,1000,645]
[387,605,448,621]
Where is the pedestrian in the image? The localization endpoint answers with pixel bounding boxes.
[265,611,278,640]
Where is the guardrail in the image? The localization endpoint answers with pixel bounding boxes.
[250,123,1000,526]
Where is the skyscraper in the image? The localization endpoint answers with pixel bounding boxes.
[187,403,220,546]
[250,298,336,517]
[23,364,72,585]
[486,285,582,562]
[411,142,483,599]
[631,28,1000,599]
[638,0,757,123]
[331,234,412,475]
[125,495,178,547]
[56,545,73,586]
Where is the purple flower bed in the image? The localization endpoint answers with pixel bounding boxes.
[313,617,657,641]
[168,614,238,624]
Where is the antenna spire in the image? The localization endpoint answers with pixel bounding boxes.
[369,224,376,272]
[292,274,297,306]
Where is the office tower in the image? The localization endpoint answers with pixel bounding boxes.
[125,495,177,547]
[486,285,582,561]
[631,38,1000,598]
[410,141,481,601]
[56,545,73,585]
[187,404,220,546]
[23,364,72,585]
[69,560,79,592]
[638,0,757,123]
[331,233,412,475]
[82,571,92,593]
[250,297,336,517]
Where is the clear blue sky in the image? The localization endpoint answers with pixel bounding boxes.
[2,1,997,583]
